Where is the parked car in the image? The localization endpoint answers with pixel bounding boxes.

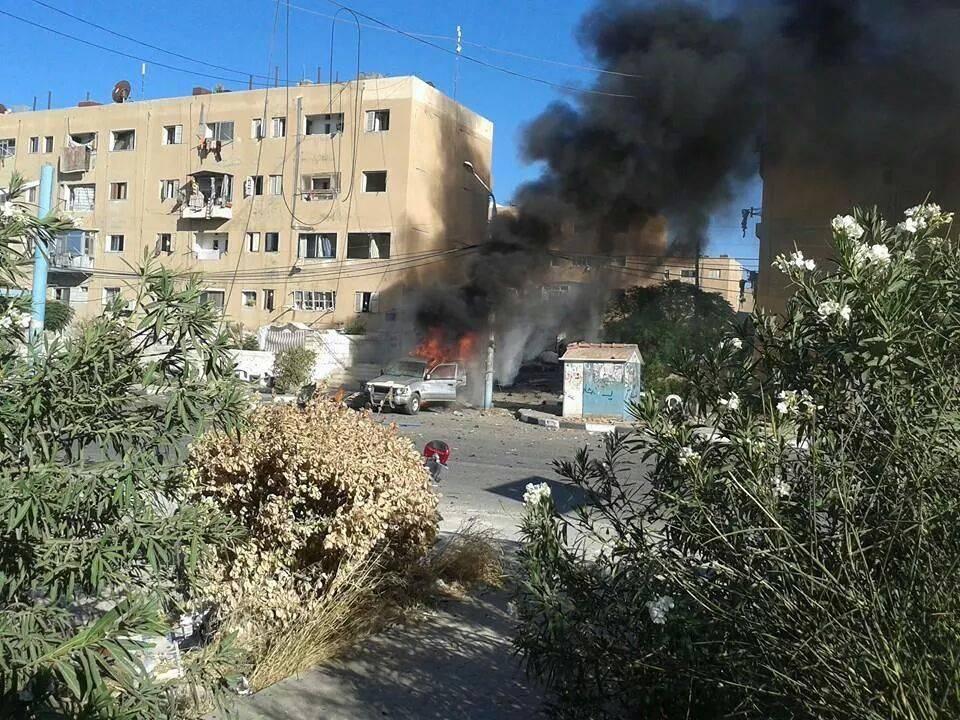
[366,359,467,414]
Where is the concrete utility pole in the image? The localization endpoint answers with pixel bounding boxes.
[30,163,55,341]
[463,161,497,410]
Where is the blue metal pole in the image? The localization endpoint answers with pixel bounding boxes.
[30,163,55,341]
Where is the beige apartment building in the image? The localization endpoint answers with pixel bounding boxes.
[0,76,494,332]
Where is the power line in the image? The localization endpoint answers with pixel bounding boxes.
[315,0,638,99]
[280,0,645,79]
[28,0,282,83]
[0,8,270,89]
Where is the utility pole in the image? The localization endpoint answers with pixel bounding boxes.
[463,161,497,410]
[694,238,701,289]
[30,164,55,342]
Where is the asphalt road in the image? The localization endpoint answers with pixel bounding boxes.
[372,405,609,540]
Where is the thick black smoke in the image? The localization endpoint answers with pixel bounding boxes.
[415,0,960,381]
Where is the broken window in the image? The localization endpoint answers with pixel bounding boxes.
[354,291,379,313]
[347,232,390,259]
[163,125,183,145]
[305,113,344,136]
[160,179,180,201]
[263,288,276,311]
[269,174,283,195]
[298,233,337,259]
[680,269,697,279]
[69,132,97,150]
[251,117,264,139]
[110,182,128,201]
[241,290,257,308]
[246,232,260,252]
[67,184,96,212]
[264,232,280,253]
[272,116,286,137]
[301,173,339,200]
[293,290,335,311]
[205,121,235,143]
[111,130,135,151]
[244,175,264,197]
[199,289,225,308]
[107,234,124,253]
[362,171,387,193]
[0,139,15,158]
[365,109,390,132]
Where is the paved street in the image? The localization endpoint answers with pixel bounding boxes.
[373,405,607,539]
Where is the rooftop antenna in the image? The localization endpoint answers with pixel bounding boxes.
[112,79,132,104]
[140,63,147,98]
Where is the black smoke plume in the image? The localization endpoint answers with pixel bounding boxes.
[415,0,960,382]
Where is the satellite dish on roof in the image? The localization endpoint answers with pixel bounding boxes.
[111,80,131,103]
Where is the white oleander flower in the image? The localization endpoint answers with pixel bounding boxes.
[850,241,870,268]
[678,446,699,466]
[718,392,740,411]
[0,201,14,219]
[646,595,675,625]
[772,477,792,498]
[818,300,851,322]
[777,389,821,417]
[730,337,743,350]
[838,304,851,321]
[773,250,815,273]
[868,244,891,265]
[831,214,864,240]
[522,482,551,506]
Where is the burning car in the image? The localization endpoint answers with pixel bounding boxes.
[366,359,467,415]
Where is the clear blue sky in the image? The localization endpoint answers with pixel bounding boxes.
[0,0,761,264]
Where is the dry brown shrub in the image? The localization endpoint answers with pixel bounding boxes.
[185,398,439,682]
[408,522,505,600]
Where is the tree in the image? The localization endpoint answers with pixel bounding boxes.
[517,204,960,719]
[43,299,73,332]
[0,173,250,717]
[602,280,736,393]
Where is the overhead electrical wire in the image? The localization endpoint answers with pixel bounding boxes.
[27,0,283,84]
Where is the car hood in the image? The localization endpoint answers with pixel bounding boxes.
[367,374,422,386]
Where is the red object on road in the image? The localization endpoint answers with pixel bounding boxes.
[423,440,451,466]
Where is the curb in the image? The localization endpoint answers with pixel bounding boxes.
[516,409,633,433]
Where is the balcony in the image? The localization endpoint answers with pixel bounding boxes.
[61,145,92,173]
[180,195,232,220]
[49,231,94,275]
[193,247,225,261]
[301,189,337,201]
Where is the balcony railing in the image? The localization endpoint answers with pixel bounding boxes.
[193,247,225,261]
[180,195,233,220]
[51,252,94,271]
[48,232,94,274]
[301,189,337,201]
[61,145,92,173]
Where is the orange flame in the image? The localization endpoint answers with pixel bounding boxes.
[412,327,478,366]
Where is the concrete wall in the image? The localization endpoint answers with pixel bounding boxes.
[562,361,584,417]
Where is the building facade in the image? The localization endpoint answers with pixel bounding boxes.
[0,76,493,332]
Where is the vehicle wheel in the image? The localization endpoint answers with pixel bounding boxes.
[404,393,421,415]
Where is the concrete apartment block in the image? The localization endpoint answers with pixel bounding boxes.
[0,76,494,333]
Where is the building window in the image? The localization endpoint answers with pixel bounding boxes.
[67,184,96,212]
[160,179,181,201]
[305,113,344,136]
[269,174,283,195]
[25,186,38,204]
[251,117,264,139]
[354,291,379,313]
[365,109,390,132]
[0,138,15,158]
[293,290,336,311]
[110,182,128,201]
[263,288,275,311]
[103,287,121,305]
[680,269,696,279]
[43,136,54,153]
[272,116,286,138]
[241,290,257,308]
[301,173,339,200]
[69,131,98,150]
[110,129,136,151]
[199,289,225,308]
[163,125,183,145]
[362,171,387,193]
[346,232,390,259]
[107,234,125,253]
[204,121,235,143]
[703,268,722,279]
[298,233,337,259]
[157,233,174,254]
[28,137,39,153]
[244,175,264,197]
[30,136,54,153]
[246,232,261,252]
[264,232,280,253]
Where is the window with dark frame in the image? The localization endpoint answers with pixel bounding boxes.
[346,232,390,259]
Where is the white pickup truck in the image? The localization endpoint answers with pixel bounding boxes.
[366,359,467,414]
